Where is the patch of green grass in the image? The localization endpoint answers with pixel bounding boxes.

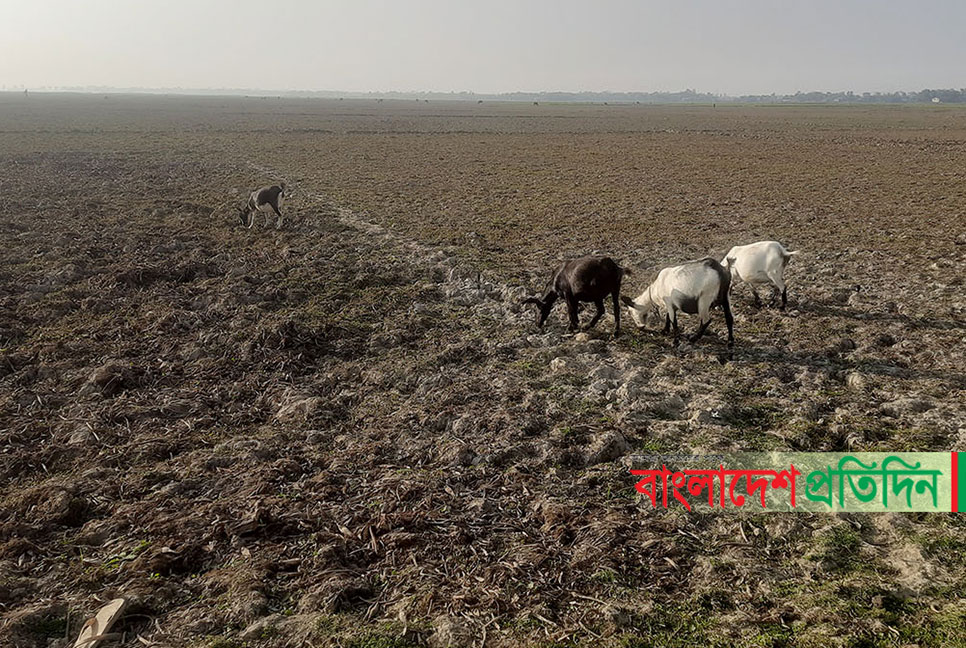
[555,425,581,441]
[537,639,581,648]
[197,637,243,648]
[616,331,665,354]
[714,383,791,450]
[102,538,152,571]
[811,524,865,574]
[741,623,796,648]
[830,592,966,648]
[315,617,422,647]
[506,614,544,633]
[535,370,590,391]
[895,601,966,646]
[634,436,666,454]
[591,567,620,584]
[772,578,805,598]
[877,425,948,453]
[509,357,543,378]
[781,418,826,440]
[920,534,966,566]
[574,397,608,414]
[617,636,651,648]
[257,622,280,640]
[314,613,350,637]
[615,600,719,648]
[695,589,735,612]
[771,569,966,648]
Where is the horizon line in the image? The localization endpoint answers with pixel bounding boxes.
[4,85,966,99]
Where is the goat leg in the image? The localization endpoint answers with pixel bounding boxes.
[723,297,735,348]
[565,294,580,332]
[689,318,712,344]
[585,299,605,330]
[611,291,621,338]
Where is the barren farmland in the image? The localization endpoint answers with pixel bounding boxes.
[1,94,965,647]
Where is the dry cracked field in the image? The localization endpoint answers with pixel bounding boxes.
[1,94,965,648]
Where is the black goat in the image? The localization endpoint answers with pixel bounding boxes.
[523,256,630,338]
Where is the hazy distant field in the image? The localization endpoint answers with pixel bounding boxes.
[1,94,965,647]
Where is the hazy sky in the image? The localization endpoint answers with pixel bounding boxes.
[3,0,964,94]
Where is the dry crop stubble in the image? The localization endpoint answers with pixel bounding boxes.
[0,94,964,647]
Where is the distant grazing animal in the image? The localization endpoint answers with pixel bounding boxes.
[622,258,734,347]
[721,240,798,309]
[523,256,630,338]
[239,183,285,229]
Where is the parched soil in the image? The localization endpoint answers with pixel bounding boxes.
[1,94,965,648]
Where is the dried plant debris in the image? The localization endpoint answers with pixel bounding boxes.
[1,97,965,647]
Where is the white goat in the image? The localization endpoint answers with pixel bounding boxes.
[621,258,734,346]
[721,240,798,309]
[239,183,286,229]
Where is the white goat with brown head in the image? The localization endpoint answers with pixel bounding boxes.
[239,183,286,229]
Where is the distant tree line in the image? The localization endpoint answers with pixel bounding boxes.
[735,89,966,104]
[489,88,966,104]
[31,86,966,104]
[309,88,966,104]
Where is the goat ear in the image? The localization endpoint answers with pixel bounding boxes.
[620,295,636,308]
[522,297,542,307]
